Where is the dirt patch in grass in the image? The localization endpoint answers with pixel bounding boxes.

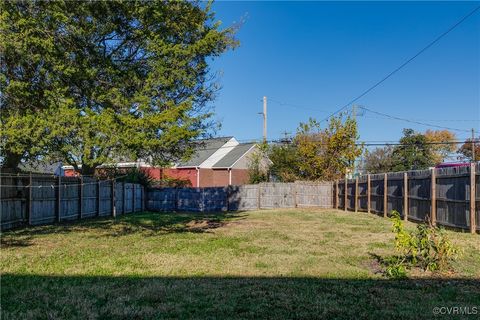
[185,219,226,232]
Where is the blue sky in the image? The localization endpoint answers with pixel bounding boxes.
[208,1,480,147]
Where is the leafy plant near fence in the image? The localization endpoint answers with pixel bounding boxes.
[116,168,155,188]
[248,143,270,184]
[97,168,154,187]
[383,210,459,278]
[151,175,192,188]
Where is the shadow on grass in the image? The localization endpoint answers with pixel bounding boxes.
[1,211,248,246]
[0,236,34,248]
[1,274,479,319]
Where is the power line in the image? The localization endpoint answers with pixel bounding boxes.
[358,105,471,133]
[268,98,330,113]
[361,116,480,123]
[0,137,472,162]
[268,138,476,147]
[319,4,480,123]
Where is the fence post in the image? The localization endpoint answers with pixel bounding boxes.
[403,172,408,221]
[78,176,83,220]
[383,173,388,217]
[470,163,476,234]
[111,179,116,218]
[226,186,230,212]
[431,168,436,226]
[367,174,371,214]
[354,177,358,213]
[294,182,298,208]
[142,186,146,212]
[132,184,136,213]
[344,177,347,212]
[123,182,127,214]
[27,173,33,226]
[175,188,179,211]
[335,180,339,209]
[257,183,262,210]
[57,175,61,222]
[97,179,101,217]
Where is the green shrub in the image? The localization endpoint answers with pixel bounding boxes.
[97,167,154,187]
[415,223,459,272]
[152,175,192,188]
[384,256,408,279]
[384,211,459,278]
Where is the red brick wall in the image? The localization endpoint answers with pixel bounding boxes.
[208,169,229,187]
[196,168,211,187]
[63,169,77,177]
[140,167,250,187]
[165,168,197,187]
[65,166,250,187]
[141,167,161,180]
[138,167,197,186]
[199,168,250,187]
[231,169,250,185]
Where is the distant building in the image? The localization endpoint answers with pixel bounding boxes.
[63,137,265,187]
[434,162,470,169]
[19,161,64,176]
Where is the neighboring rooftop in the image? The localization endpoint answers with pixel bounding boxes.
[176,137,234,168]
[19,161,64,175]
[212,143,256,168]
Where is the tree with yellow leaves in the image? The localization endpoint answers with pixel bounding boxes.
[424,129,457,164]
[269,115,362,181]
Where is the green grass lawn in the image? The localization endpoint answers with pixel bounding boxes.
[1,209,479,319]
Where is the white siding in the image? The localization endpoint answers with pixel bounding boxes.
[199,137,239,168]
[231,145,256,169]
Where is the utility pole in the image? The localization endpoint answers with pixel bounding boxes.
[472,128,476,162]
[263,96,267,143]
[280,130,291,144]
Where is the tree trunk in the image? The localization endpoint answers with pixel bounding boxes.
[1,151,24,172]
[80,163,97,176]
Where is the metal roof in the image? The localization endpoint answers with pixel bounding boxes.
[176,137,233,168]
[212,143,256,168]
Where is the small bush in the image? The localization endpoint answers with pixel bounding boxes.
[415,223,459,272]
[152,176,192,188]
[384,256,408,279]
[247,143,270,184]
[384,211,459,278]
[97,167,155,187]
[117,168,155,187]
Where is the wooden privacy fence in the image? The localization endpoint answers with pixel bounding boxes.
[147,181,334,212]
[0,174,145,230]
[4,166,478,234]
[335,163,479,234]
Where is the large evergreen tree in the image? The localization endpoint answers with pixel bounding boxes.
[1,1,237,174]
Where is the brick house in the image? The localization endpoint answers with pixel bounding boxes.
[63,137,265,187]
